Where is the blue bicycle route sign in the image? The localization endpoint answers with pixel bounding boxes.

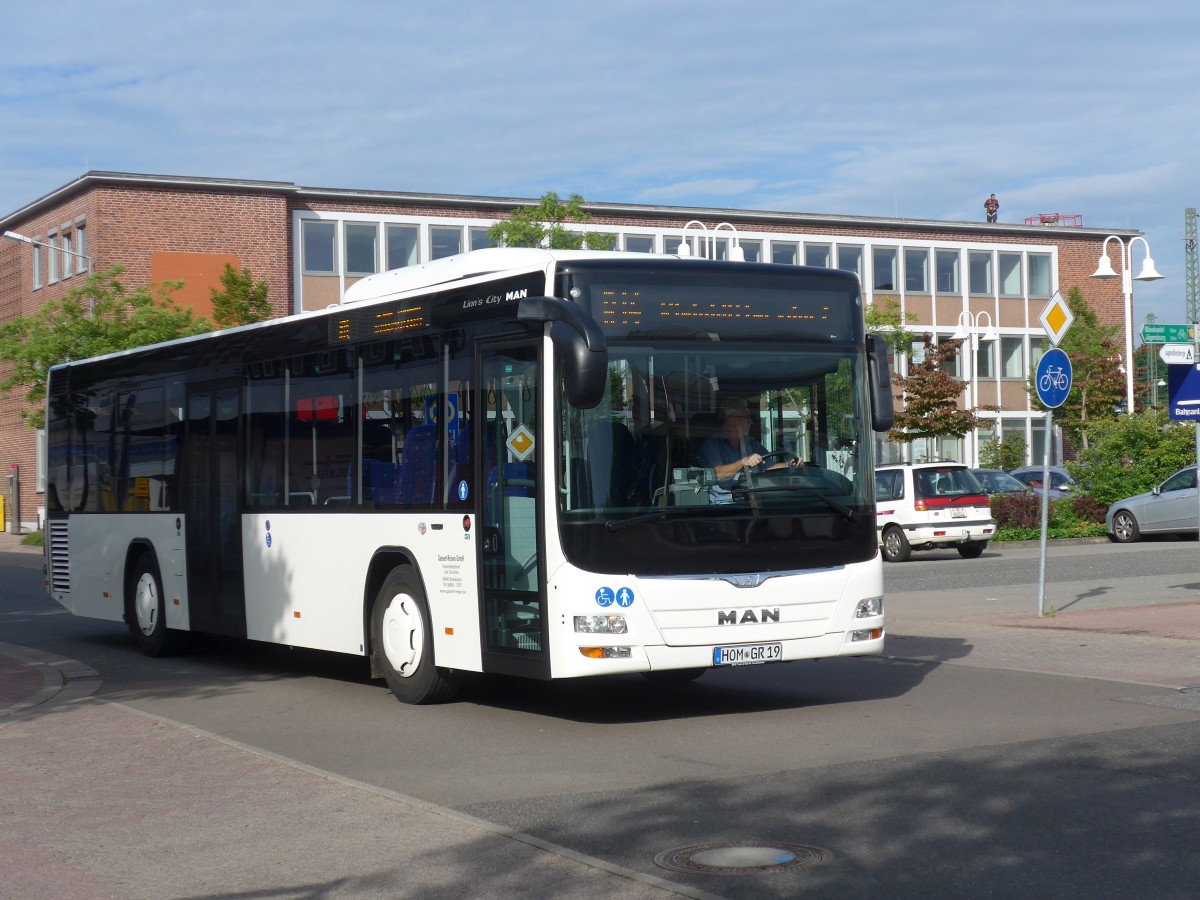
[1035,348,1072,408]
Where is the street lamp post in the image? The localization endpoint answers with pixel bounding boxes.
[3,229,94,277]
[952,310,996,465]
[3,229,95,315]
[1090,235,1164,415]
[676,220,745,261]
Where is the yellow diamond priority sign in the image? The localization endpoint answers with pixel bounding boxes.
[1039,291,1074,346]
[506,424,536,462]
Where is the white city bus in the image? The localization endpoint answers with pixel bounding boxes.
[43,248,894,703]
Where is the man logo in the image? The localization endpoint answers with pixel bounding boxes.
[717,609,780,625]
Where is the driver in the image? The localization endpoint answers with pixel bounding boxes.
[697,399,795,502]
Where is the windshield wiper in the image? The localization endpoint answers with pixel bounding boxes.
[732,484,858,521]
[604,507,710,533]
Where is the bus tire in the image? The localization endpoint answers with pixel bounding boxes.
[371,567,460,704]
[129,553,187,657]
[881,526,911,563]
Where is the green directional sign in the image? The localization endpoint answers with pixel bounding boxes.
[1141,323,1196,344]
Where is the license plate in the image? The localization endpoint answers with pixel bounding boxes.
[950,508,967,518]
[713,642,782,666]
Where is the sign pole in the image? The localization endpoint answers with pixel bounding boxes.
[1037,409,1053,618]
[1033,344,1072,618]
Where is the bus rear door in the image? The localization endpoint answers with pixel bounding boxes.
[182,382,246,637]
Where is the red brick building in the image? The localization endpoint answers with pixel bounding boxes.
[0,171,1136,531]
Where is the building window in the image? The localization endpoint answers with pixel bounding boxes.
[1001,336,1024,378]
[873,246,897,291]
[345,223,378,276]
[739,239,761,262]
[837,245,863,278]
[1030,342,1046,371]
[32,242,42,290]
[430,226,462,260]
[624,234,655,253]
[968,251,992,295]
[999,418,1029,466]
[469,227,496,252]
[936,249,960,293]
[771,241,798,265]
[302,220,337,274]
[976,340,995,379]
[805,244,830,268]
[47,233,58,284]
[904,248,929,292]
[386,224,419,269]
[999,253,1022,296]
[935,435,964,464]
[74,223,87,275]
[1028,253,1052,298]
[60,231,73,280]
[934,333,962,378]
[36,429,46,495]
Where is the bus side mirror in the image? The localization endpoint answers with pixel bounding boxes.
[866,333,895,432]
[518,296,609,409]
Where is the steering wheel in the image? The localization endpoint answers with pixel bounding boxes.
[758,450,796,466]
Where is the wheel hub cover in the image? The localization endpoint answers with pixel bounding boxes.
[382,594,424,678]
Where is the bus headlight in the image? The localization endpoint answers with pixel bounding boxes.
[574,615,628,634]
[855,596,883,618]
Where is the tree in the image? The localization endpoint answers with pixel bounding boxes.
[210,263,271,328]
[1070,409,1196,505]
[488,192,616,250]
[978,432,1026,470]
[1029,286,1124,451]
[0,265,213,429]
[864,296,916,357]
[889,337,991,444]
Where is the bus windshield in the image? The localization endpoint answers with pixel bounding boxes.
[557,342,876,576]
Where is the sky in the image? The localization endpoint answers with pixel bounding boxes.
[3,0,1198,333]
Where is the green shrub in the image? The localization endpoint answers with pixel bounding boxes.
[990,493,1108,542]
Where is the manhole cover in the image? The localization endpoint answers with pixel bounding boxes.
[654,841,827,875]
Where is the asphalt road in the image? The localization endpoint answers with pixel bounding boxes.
[4,540,1199,898]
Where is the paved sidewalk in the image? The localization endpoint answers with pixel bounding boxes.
[0,643,705,900]
[0,530,704,899]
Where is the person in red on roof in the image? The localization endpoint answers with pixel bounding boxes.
[984,193,999,223]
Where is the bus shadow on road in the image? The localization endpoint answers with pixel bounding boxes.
[884,633,974,665]
[65,631,964,725]
[453,654,947,724]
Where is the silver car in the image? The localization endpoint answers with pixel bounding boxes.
[1106,466,1199,543]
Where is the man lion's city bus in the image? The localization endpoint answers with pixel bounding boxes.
[43,247,894,703]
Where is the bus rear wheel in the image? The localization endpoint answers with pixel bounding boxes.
[129,553,186,657]
[371,567,460,704]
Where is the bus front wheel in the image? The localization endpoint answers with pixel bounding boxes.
[129,553,186,657]
[371,567,460,704]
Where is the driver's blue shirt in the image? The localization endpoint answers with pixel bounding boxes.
[697,434,771,503]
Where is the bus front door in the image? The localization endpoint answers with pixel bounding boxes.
[478,344,548,677]
[182,383,246,637]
